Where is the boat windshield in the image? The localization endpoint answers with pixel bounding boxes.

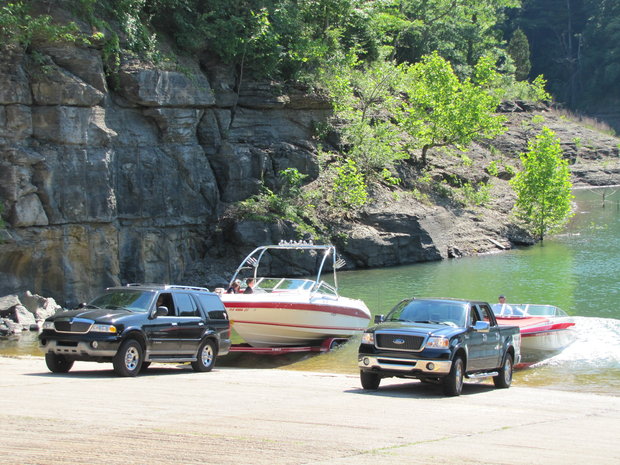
[88,290,154,313]
[256,278,315,292]
[386,299,467,327]
[492,303,567,318]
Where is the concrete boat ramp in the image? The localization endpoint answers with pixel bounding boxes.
[1,357,618,464]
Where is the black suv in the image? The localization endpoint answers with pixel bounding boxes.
[39,284,231,377]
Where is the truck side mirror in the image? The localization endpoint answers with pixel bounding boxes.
[473,321,490,333]
[374,314,385,324]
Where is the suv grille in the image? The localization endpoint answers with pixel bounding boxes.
[54,319,93,334]
[376,333,425,351]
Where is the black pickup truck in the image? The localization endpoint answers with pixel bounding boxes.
[39,284,231,377]
[358,298,521,396]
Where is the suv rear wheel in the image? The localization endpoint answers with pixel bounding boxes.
[191,339,216,372]
[113,339,143,377]
[45,352,74,373]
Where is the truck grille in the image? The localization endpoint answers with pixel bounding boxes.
[376,333,425,351]
[53,319,93,334]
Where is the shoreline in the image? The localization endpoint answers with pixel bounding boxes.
[2,356,619,464]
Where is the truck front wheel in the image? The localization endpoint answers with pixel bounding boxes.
[443,356,464,396]
[493,353,513,389]
[360,370,381,390]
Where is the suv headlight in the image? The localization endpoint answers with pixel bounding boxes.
[90,324,117,333]
[42,321,55,330]
[426,336,449,349]
[361,332,374,344]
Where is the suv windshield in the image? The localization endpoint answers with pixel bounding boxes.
[387,299,467,327]
[89,290,154,313]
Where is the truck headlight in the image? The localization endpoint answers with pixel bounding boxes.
[42,321,55,330]
[90,324,117,333]
[361,332,374,344]
[426,336,449,348]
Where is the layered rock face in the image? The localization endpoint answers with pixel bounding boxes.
[2,40,619,306]
[0,43,328,304]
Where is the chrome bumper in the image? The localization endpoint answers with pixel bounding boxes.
[40,339,118,358]
[358,355,452,374]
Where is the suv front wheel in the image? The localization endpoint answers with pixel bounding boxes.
[192,339,216,372]
[113,339,143,377]
[45,352,74,373]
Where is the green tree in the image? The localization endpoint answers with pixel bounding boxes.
[0,1,82,49]
[511,127,574,241]
[398,52,506,165]
[319,54,409,174]
[580,0,620,107]
[507,28,531,81]
[331,159,368,209]
[370,0,520,73]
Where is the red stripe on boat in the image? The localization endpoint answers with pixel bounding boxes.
[223,301,369,319]
[231,319,366,332]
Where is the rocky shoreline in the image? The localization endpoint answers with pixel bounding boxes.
[0,291,60,336]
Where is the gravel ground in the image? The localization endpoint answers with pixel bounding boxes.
[1,356,619,465]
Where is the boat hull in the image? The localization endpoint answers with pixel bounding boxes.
[221,294,370,348]
[497,316,576,366]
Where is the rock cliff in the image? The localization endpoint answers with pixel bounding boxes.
[1,34,619,305]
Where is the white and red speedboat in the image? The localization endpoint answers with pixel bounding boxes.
[219,242,371,348]
[493,303,576,367]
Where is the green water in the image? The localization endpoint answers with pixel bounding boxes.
[2,189,619,395]
[336,188,620,318]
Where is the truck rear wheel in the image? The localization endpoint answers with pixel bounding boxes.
[493,353,513,389]
[360,370,381,390]
[443,356,464,396]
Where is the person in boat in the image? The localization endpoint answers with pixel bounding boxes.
[244,278,255,294]
[493,295,523,317]
[227,280,241,294]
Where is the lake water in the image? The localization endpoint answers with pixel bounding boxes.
[2,189,619,395]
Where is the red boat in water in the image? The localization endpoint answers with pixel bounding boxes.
[493,303,576,367]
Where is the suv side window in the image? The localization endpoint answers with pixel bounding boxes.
[175,293,200,317]
[157,293,176,316]
[196,294,228,320]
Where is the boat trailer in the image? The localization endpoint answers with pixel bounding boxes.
[228,337,349,355]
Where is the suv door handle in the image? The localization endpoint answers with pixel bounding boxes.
[199,322,204,326]
[171,322,178,326]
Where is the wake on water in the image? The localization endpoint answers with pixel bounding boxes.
[517,317,620,396]
[535,317,620,367]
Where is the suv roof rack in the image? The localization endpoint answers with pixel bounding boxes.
[124,283,210,292]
